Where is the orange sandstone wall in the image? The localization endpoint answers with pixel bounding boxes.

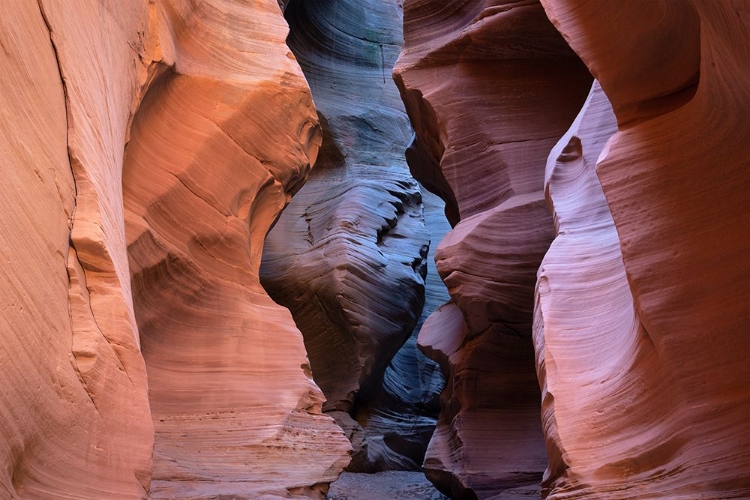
[124,1,351,497]
[0,1,154,496]
[0,0,350,498]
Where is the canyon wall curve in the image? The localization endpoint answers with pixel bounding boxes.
[261,0,448,472]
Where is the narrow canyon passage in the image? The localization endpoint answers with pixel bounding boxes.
[261,0,448,473]
[263,0,572,498]
[0,0,748,499]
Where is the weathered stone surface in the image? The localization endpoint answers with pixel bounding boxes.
[262,0,444,471]
[348,188,450,471]
[124,1,350,497]
[0,1,153,496]
[396,0,593,221]
[328,471,449,500]
[419,301,547,500]
[536,1,750,497]
[395,0,592,497]
[1,0,350,497]
[6,0,748,498]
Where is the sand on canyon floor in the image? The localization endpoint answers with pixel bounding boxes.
[326,471,542,499]
[326,472,449,500]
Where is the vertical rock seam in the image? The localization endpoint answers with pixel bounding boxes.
[1,0,153,496]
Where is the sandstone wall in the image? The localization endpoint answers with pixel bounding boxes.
[394,0,592,497]
[0,1,350,498]
[0,1,154,496]
[261,0,444,471]
[397,0,750,498]
[535,1,750,497]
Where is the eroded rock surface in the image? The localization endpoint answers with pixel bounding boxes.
[327,472,449,500]
[4,0,748,498]
[124,1,351,497]
[535,1,750,497]
[395,0,592,497]
[346,188,450,471]
[1,0,350,497]
[0,1,153,496]
[261,0,444,471]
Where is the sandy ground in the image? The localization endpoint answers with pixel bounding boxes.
[327,472,543,499]
[326,472,450,500]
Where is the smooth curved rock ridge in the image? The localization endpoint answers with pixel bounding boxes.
[395,0,592,497]
[395,0,593,222]
[535,81,686,498]
[541,0,700,128]
[536,1,750,497]
[124,0,351,497]
[261,0,442,471]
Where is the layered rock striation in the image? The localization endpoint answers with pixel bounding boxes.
[535,1,750,497]
[347,188,450,471]
[1,0,350,497]
[125,1,352,497]
[394,0,593,497]
[0,1,154,496]
[261,0,445,471]
[3,0,748,498]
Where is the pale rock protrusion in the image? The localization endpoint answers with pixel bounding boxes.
[535,0,750,496]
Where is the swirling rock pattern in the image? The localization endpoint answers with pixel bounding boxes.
[0,0,350,497]
[395,0,592,497]
[536,1,750,497]
[261,0,444,471]
[124,1,351,497]
[346,188,450,471]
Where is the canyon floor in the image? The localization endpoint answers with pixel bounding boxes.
[327,472,543,499]
[327,472,449,500]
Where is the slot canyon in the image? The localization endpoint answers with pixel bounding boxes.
[0,0,748,499]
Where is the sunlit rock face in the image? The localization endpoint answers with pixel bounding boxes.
[535,1,750,498]
[124,1,351,497]
[0,0,349,497]
[394,0,592,497]
[261,0,445,472]
[0,1,154,496]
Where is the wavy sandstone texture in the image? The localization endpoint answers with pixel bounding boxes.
[346,187,450,471]
[261,0,444,472]
[535,1,750,498]
[394,0,592,497]
[123,1,352,498]
[1,0,349,498]
[0,1,153,496]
